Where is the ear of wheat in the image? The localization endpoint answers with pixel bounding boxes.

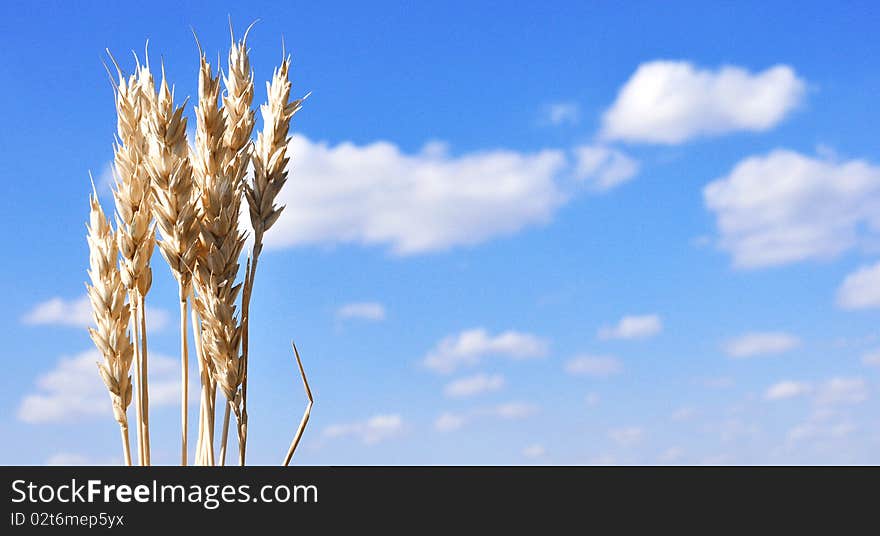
[144,65,197,465]
[109,57,156,465]
[89,25,311,467]
[87,190,135,466]
[241,55,304,464]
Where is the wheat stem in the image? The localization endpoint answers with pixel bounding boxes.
[131,297,144,465]
[219,402,231,466]
[138,293,151,465]
[179,284,189,465]
[120,425,132,466]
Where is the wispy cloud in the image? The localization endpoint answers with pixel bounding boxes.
[601,61,805,144]
[815,377,868,406]
[423,328,548,374]
[608,426,644,447]
[564,355,622,377]
[598,314,662,340]
[443,373,505,398]
[434,401,538,432]
[539,101,580,126]
[336,301,386,321]
[723,332,800,358]
[572,145,639,192]
[522,444,546,459]
[323,414,404,445]
[765,380,812,400]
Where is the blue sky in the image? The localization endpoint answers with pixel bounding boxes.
[2,1,880,465]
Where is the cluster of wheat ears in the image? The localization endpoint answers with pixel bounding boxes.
[86,22,312,466]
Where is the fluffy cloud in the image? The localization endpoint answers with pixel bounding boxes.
[264,135,568,255]
[601,61,805,144]
[704,150,880,268]
[323,414,404,445]
[336,302,386,321]
[255,135,641,256]
[22,296,169,333]
[765,380,812,400]
[572,145,639,192]
[598,314,662,340]
[540,102,580,126]
[608,426,644,447]
[443,373,505,398]
[564,355,622,377]
[423,328,548,374]
[837,262,880,310]
[723,332,800,358]
[18,350,178,423]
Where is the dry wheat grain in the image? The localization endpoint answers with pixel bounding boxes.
[145,67,197,465]
[240,56,304,464]
[86,190,135,466]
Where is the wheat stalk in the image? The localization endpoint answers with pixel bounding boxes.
[240,54,304,465]
[190,38,251,465]
[218,22,258,465]
[144,63,197,465]
[108,53,156,465]
[93,26,312,467]
[86,188,136,466]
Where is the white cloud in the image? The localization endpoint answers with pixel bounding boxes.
[522,444,546,459]
[323,414,403,445]
[723,332,800,358]
[564,355,622,377]
[264,135,569,255]
[862,349,880,367]
[765,380,812,400]
[815,377,868,406]
[540,102,580,126]
[658,447,684,463]
[670,407,696,421]
[837,262,880,310]
[443,373,505,398]
[704,150,880,268]
[336,302,386,321]
[601,61,805,144]
[22,296,169,333]
[45,453,116,466]
[18,350,179,424]
[701,376,735,389]
[423,328,548,374]
[487,402,538,420]
[434,412,465,432]
[609,426,644,447]
[598,314,662,340]
[434,401,538,432]
[572,145,639,192]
